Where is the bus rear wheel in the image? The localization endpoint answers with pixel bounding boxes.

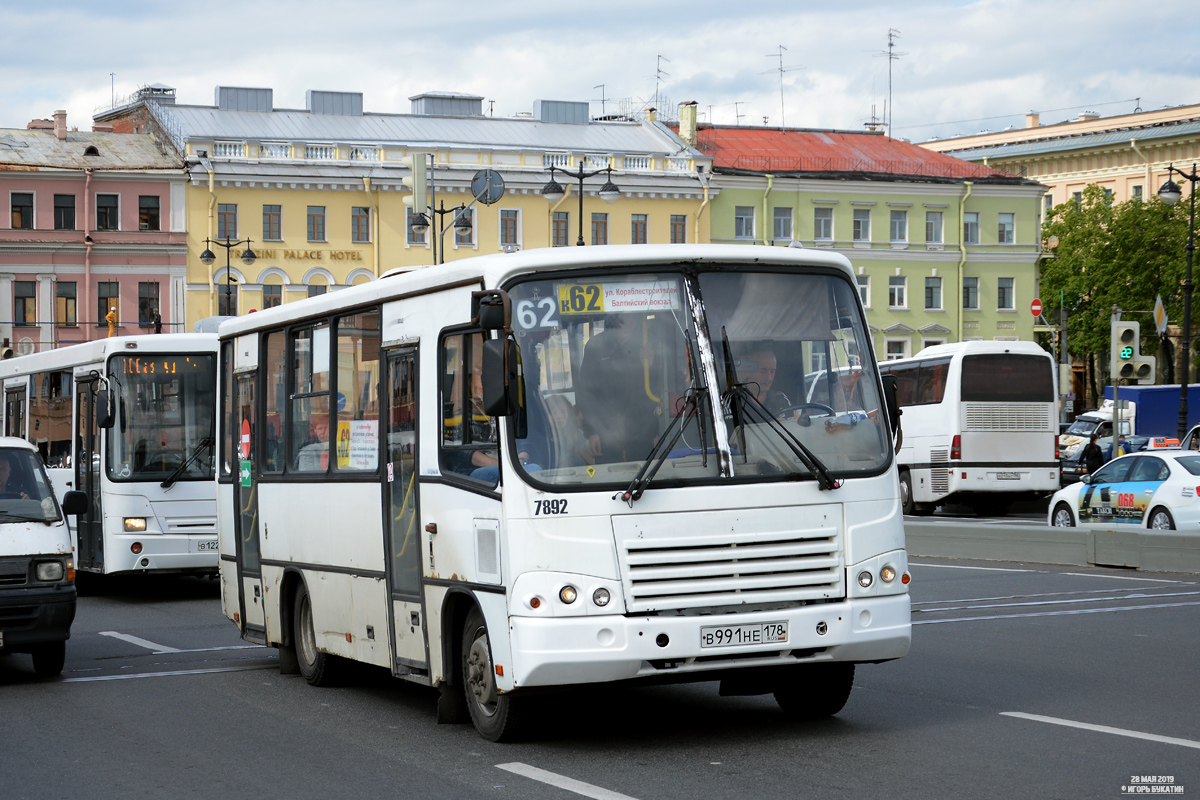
[461,607,526,742]
[773,662,854,719]
[294,583,336,687]
[899,471,915,515]
[31,641,65,678]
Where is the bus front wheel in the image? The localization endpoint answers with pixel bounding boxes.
[773,662,854,719]
[899,471,915,515]
[461,607,525,742]
[294,583,336,687]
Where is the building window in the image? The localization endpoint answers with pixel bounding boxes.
[856,274,870,307]
[263,205,281,241]
[773,207,792,241]
[14,282,36,326]
[889,210,907,242]
[1132,185,1144,202]
[591,213,608,246]
[814,208,833,241]
[499,209,519,249]
[631,213,647,244]
[963,212,979,244]
[963,277,979,310]
[215,203,236,239]
[407,208,427,245]
[262,284,282,309]
[97,281,118,327]
[998,212,1014,244]
[853,209,870,242]
[453,207,474,246]
[352,206,370,243]
[925,276,942,310]
[889,275,907,308]
[925,211,943,243]
[1103,188,1114,205]
[997,277,1014,310]
[57,282,77,327]
[10,193,33,229]
[552,211,570,247]
[885,340,909,361]
[308,285,327,298]
[734,206,755,239]
[97,194,120,231]
[670,214,687,244]
[1044,193,1054,213]
[307,206,326,242]
[54,195,75,230]
[138,282,160,326]
[138,196,160,231]
[1072,191,1083,208]
[218,282,237,316]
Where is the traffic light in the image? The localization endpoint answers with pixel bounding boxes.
[401,153,430,221]
[1110,320,1157,384]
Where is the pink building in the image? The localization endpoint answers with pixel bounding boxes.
[0,110,185,354]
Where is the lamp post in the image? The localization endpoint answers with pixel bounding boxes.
[430,200,474,265]
[1158,163,1198,439]
[199,236,256,316]
[542,164,621,245]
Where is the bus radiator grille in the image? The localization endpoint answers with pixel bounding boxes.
[930,449,949,494]
[964,404,1050,431]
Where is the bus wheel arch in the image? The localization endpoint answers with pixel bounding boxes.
[276,569,305,675]
[291,576,338,686]
[435,590,475,724]
[455,600,528,742]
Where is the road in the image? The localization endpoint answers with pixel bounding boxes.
[2,558,1197,799]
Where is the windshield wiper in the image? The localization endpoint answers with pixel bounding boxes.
[618,387,708,506]
[161,436,214,490]
[725,385,840,491]
[0,512,57,523]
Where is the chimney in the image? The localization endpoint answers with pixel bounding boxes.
[1078,111,1100,122]
[678,101,698,148]
[53,110,67,140]
[92,123,114,133]
[27,118,53,130]
[1025,111,1040,128]
[645,107,657,122]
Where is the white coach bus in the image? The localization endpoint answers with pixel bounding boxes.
[877,340,1059,516]
[0,334,219,575]
[216,244,911,741]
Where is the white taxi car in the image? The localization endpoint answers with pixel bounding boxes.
[1048,449,1200,531]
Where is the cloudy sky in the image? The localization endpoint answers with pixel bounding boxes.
[1,0,1197,142]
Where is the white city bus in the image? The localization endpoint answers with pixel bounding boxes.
[877,340,1058,516]
[216,244,911,741]
[0,334,220,575]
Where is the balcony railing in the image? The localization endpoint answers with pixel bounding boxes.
[213,142,245,158]
[665,157,690,171]
[305,145,336,160]
[349,147,379,161]
[624,155,651,170]
[543,152,571,168]
[584,154,609,169]
[261,143,290,159]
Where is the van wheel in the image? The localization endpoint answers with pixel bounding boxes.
[294,583,336,686]
[1052,503,1075,527]
[1148,508,1175,530]
[899,471,915,515]
[462,607,526,742]
[774,662,855,719]
[31,641,65,678]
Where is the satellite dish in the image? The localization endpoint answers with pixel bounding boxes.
[18,337,35,356]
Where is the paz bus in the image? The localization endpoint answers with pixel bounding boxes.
[877,340,1059,516]
[0,334,220,575]
[215,244,911,741]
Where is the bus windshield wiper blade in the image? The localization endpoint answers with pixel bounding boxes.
[726,386,840,491]
[161,436,214,489]
[619,387,707,506]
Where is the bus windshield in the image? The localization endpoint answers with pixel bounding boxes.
[107,354,216,482]
[510,268,889,489]
[960,353,1054,402]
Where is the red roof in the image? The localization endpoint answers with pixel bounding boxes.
[692,126,1012,181]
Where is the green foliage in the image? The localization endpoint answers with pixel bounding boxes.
[1040,184,1190,366]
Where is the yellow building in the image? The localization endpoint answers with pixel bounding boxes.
[97,87,713,330]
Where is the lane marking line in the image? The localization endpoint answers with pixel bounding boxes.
[915,590,1200,614]
[496,763,641,800]
[912,586,1190,606]
[909,562,1039,573]
[153,645,267,655]
[1001,712,1200,751]
[60,664,276,683]
[1059,572,1184,583]
[99,631,179,653]
[913,600,1200,625]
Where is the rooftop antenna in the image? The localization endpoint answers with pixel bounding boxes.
[865,103,884,132]
[873,28,907,135]
[110,72,115,108]
[1134,96,1142,113]
[593,84,607,116]
[762,45,804,128]
[488,99,495,116]
[734,101,745,126]
[655,55,671,111]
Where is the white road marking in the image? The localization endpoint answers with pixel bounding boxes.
[497,763,641,800]
[60,664,275,683]
[912,586,1189,606]
[915,590,1200,614]
[99,631,179,653]
[913,600,1200,625]
[1059,572,1184,583]
[1001,712,1200,750]
[152,645,266,655]
[909,562,1038,573]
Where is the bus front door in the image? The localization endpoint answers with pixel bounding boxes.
[384,348,428,673]
[233,373,265,635]
[74,380,103,571]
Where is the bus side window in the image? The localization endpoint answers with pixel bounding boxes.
[439,330,496,483]
[889,364,919,406]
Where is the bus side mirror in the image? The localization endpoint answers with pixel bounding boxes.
[61,490,89,516]
[471,290,511,331]
[481,337,520,417]
[881,375,901,433]
[95,389,114,429]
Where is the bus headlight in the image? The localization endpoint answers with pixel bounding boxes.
[857,570,874,588]
[36,561,64,582]
[558,585,578,604]
[592,587,611,607]
[880,565,897,583]
[124,518,147,532]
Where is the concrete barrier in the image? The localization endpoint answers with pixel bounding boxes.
[904,521,1200,574]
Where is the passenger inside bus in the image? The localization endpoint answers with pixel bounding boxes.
[576,313,662,464]
[737,346,791,413]
[296,413,329,471]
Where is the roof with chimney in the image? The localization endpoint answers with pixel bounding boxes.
[0,126,181,172]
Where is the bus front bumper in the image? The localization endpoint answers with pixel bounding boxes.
[507,593,910,689]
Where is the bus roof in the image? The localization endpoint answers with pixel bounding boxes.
[899,340,1052,362]
[0,333,217,379]
[216,244,856,339]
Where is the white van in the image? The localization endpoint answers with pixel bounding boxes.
[0,437,87,677]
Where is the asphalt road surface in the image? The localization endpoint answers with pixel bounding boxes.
[2,558,1197,800]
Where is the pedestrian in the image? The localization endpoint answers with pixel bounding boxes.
[1080,433,1104,475]
[106,306,117,338]
[1106,433,1127,463]
[152,308,162,334]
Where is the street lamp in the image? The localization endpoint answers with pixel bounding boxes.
[542,164,620,246]
[1158,163,1198,439]
[200,236,256,316]
[429,200,474,265]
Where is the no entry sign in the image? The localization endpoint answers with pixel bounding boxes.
[240,418,251,459]
[1030,298,1042,317]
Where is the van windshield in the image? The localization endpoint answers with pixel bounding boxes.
[0,448,62,523]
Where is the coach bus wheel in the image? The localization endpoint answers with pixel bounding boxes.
[31,641,65,678]
[461,607,525,742]
[294,583,334,686]
[899,471,915,515]
[1148,507,1175,530]
[1052,503,1075,527]
[773,662,855,719]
